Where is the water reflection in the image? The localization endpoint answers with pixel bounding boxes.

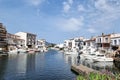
[9,54,36,74]
[0,57,8,80]
[64,54,120,75]
[16,54,27,75]
[26,54,35,73]
[0,50,76,80]
[64,54,78,65]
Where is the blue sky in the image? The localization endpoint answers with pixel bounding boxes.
[0,0,120,43]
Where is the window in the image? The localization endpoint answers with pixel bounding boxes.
[114,40,117,45]
[111,40,113,45]
[99,38,101,43]
[105,38,108,42]
[119,39,120,45]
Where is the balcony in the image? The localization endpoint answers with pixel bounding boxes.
[0,33,6,37]
[0,42,7,47]
[0,30,6,33]
[0,40,7,43]
[0,37,6,38]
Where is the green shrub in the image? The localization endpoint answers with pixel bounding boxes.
[77,75,86,80]
[115,74,120,80]
[77,72,119,80]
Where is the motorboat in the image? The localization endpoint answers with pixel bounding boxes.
[93,57,113,62]
[80,50,99,60]
[64,51,70,55]
[92,54,113,62]
[64,51,73,55]
[93,62,113,68]
[84,54,96,60]
[26,49,36,53]
[18,49,26,53]
[8,49,18,54]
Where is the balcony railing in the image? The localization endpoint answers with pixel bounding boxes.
[0,42,7,46]
[0,40,7,43]
[0,33,6,37]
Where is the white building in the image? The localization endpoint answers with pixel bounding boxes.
[15,32,36,48]
[7,33,25,51]
[95,33,111,50]
[55,43,64,48]
[111,33,120,50]
[85,37,96,48]
[36,39,47,52]
[64,37,84,51]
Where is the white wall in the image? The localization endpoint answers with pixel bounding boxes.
[111,33,120,46]
[96,37,102,43]
[111,38,120,46]
[15,32,27,47]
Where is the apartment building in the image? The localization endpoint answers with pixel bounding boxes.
[96,33,111,50]
[64,37,84,51]
[15,32,36,48]
[7,33,25,51]
[111,33,120,50]
[36,39,47,52]
[0,23,8,53]
[85,37,96,48]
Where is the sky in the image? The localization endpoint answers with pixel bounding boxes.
[0,0,120,43]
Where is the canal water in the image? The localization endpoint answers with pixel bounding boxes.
[0,49,120,80]
[0,50,76,80]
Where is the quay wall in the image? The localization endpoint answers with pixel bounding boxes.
[71,64,99,75]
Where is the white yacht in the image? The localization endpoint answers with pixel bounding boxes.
[8,49,18,54]
[93,62,113,68]
[18,49,26,53]
[92,54,113,62]
[64,50,78,55]
[64,51,72,55]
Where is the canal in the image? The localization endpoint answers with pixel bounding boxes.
[0,50,76,80]
[0,49,120,80]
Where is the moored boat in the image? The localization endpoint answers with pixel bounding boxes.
[26,49,36,53]
[92,54,113,62]
[8,49,18,54]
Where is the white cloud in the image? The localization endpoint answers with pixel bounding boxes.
[78,5,86,12]
[63,2,71,13]
[62,0,74,13]
[56,17,84,32]
[86,0,120,33]
[61,0,120,33]
[25,0,45,7]
[87,28,97,33]
[95,0,113,11]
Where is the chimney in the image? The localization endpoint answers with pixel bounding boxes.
[102,33,104,36]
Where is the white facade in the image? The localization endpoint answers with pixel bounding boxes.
[111,33,120,46]
[7,33,25,51]
[71,38,79,51]
[15,32,36,48]
[16,39,25,49]
[96,37,102,43]
[15,32,27,47]
[36,39,47,52]
[64,40,71,48]
[96,35,110,43]
[95,34,111,50]
[55,44,64,48]
[85,39,96,48]
[64,37,84,51]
